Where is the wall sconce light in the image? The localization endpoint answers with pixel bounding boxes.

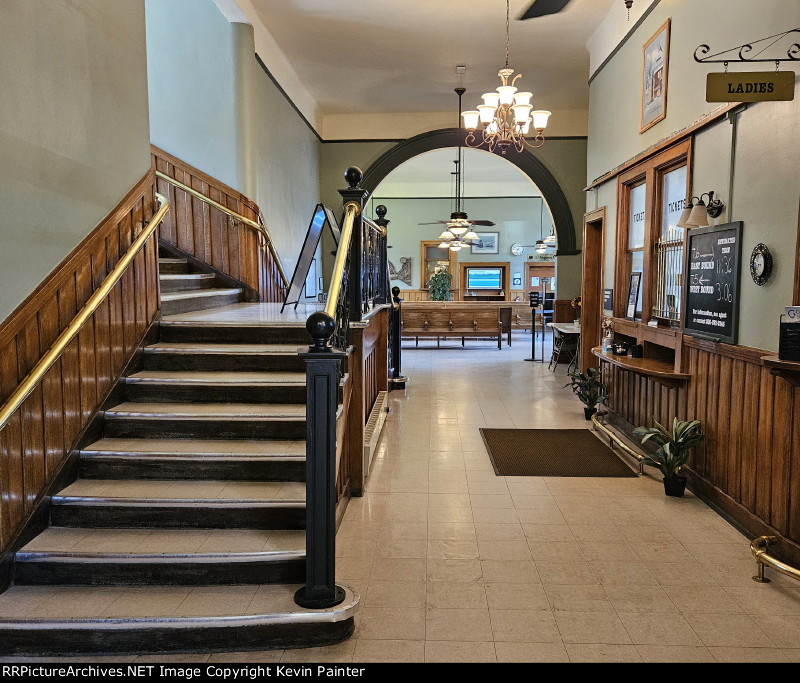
[676,191,725,228]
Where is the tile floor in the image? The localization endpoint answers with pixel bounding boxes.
[4,327,800,663]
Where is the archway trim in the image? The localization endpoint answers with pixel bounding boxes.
[360,128,578,255]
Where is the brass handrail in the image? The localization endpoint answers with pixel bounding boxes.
[325,201,360,319]
[751,535,800,583]
[0,194,171,433]
[155,170,288,288]
[591,412,645,474]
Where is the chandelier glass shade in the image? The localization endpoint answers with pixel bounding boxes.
[462,1,551,154]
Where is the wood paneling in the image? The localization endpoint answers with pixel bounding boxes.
[581,208,605,372]
[606,335,800,564]
[0,171,160,554]
[152,146,284,303]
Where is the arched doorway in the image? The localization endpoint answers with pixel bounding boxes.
[361,128,578,255]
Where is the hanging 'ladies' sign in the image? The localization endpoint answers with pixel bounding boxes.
[706,71,795,102]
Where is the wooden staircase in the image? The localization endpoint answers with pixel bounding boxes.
[0,260,357,656]
[158,250,244,315]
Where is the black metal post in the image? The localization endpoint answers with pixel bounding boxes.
[340,167,368,324]
[390,286,407,390]
[374,204,389,305]
[295,311,346,609]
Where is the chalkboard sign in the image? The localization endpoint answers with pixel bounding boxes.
[281,204,339,311]
[682,221,743,344]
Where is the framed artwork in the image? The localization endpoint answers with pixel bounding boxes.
[626,272,642,320]
[640,19,670,134]
[304,258,317,298]
[471,232,499,254]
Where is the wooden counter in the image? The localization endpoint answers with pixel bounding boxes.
[592,346,690,389]
[762,355,800,387]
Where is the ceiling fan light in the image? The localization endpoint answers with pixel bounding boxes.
[438,242,451,249]
[543,233,557,244]
[514,91,533,106]
[512,104,533,124]
[448,225,468,236]
[481,92,500,108]
[438,230,453,240]
[478,105,495,125]
[462,110,480,130]
[497,85,517,106]
[532,110,551,131]
[449,244,462,251]
[463,230,479,241]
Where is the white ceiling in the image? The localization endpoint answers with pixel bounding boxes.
[373,147,540,198]
[248,0,617,116]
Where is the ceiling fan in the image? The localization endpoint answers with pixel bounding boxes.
[519,0,633,20]
[417,89,495,248]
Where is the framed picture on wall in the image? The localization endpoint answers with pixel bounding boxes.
[640,19,670,134]
[472,232,499,254]
[626,272,642,320]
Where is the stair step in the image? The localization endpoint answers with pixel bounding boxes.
[0,583,357,655]
[158,321,310,345]
[159,273,218,292]
[161,288,243,316]
[158,258,190,275]
[101,403,305,440]
[50,478,305,529]
[143,343,307,372]
[79,438,305,481]
[14,528,305,586]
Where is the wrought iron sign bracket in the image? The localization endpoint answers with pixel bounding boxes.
[694,28,800,70]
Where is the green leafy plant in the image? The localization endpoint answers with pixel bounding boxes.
[565,367,608,408]
[633,418,705,478]
[428,271,452,301]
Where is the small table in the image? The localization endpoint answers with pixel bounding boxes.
[547,322,580,373]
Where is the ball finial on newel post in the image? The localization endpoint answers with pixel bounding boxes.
[306,311,336,352]
[375,204,387,219]
[344,166,363,189]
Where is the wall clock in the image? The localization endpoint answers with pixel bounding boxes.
[749,243,772,286]
[510,243,525,256]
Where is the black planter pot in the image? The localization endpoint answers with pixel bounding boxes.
[583,406,597,420]
[663,475,687,497]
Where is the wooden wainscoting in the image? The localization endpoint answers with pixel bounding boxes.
[396,289,526,302]
[603,336,800,565]
[346,307,389,497]
[0,171,160,554]
[152,146,284,303]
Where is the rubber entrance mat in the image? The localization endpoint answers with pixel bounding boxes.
[479,428,637,477]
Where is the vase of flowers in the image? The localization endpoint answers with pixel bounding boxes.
[571,296,582,326]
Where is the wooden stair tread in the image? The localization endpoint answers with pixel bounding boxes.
[0,582,356,621]
[161,288,242,302]
[105,402,306,418]
[81,438,305,457]
[145,342,303,354]
[157,258,188,264]
[54,479,306,501]
[159,273,215,280]
[127,370,306,384]
[18,528,305,556]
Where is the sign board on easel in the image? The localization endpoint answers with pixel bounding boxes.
[281,204,339,311]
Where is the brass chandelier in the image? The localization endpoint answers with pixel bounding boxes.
[462,0,552,154]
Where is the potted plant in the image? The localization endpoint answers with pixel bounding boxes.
[428,271,452,301]
[633,418,705,497]
[565,367,608,420]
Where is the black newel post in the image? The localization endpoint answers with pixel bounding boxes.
[374,204,389,305]
[341,167,368,323]
[390,286,407,390]
[295,312,346,609]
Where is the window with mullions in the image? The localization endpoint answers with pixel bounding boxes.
[652,164,687,322]
[627,182,646,319]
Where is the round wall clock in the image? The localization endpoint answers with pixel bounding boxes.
[750,243,773,286]
[510,243,525,256]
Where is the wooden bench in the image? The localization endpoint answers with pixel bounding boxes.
[402,305,508,349]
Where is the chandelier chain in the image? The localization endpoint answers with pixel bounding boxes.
[505,0,511,69]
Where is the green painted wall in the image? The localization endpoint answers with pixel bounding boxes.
[587,0,800,351]
[0,0,152,322]
[145,0,321,281]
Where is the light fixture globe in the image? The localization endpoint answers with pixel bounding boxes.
[687,199,710,227]
[463,230,479,241]
[676,198,694,228]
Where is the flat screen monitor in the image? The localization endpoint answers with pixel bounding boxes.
[467,267,502,290]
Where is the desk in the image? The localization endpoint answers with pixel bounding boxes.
[547,322,580,372]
